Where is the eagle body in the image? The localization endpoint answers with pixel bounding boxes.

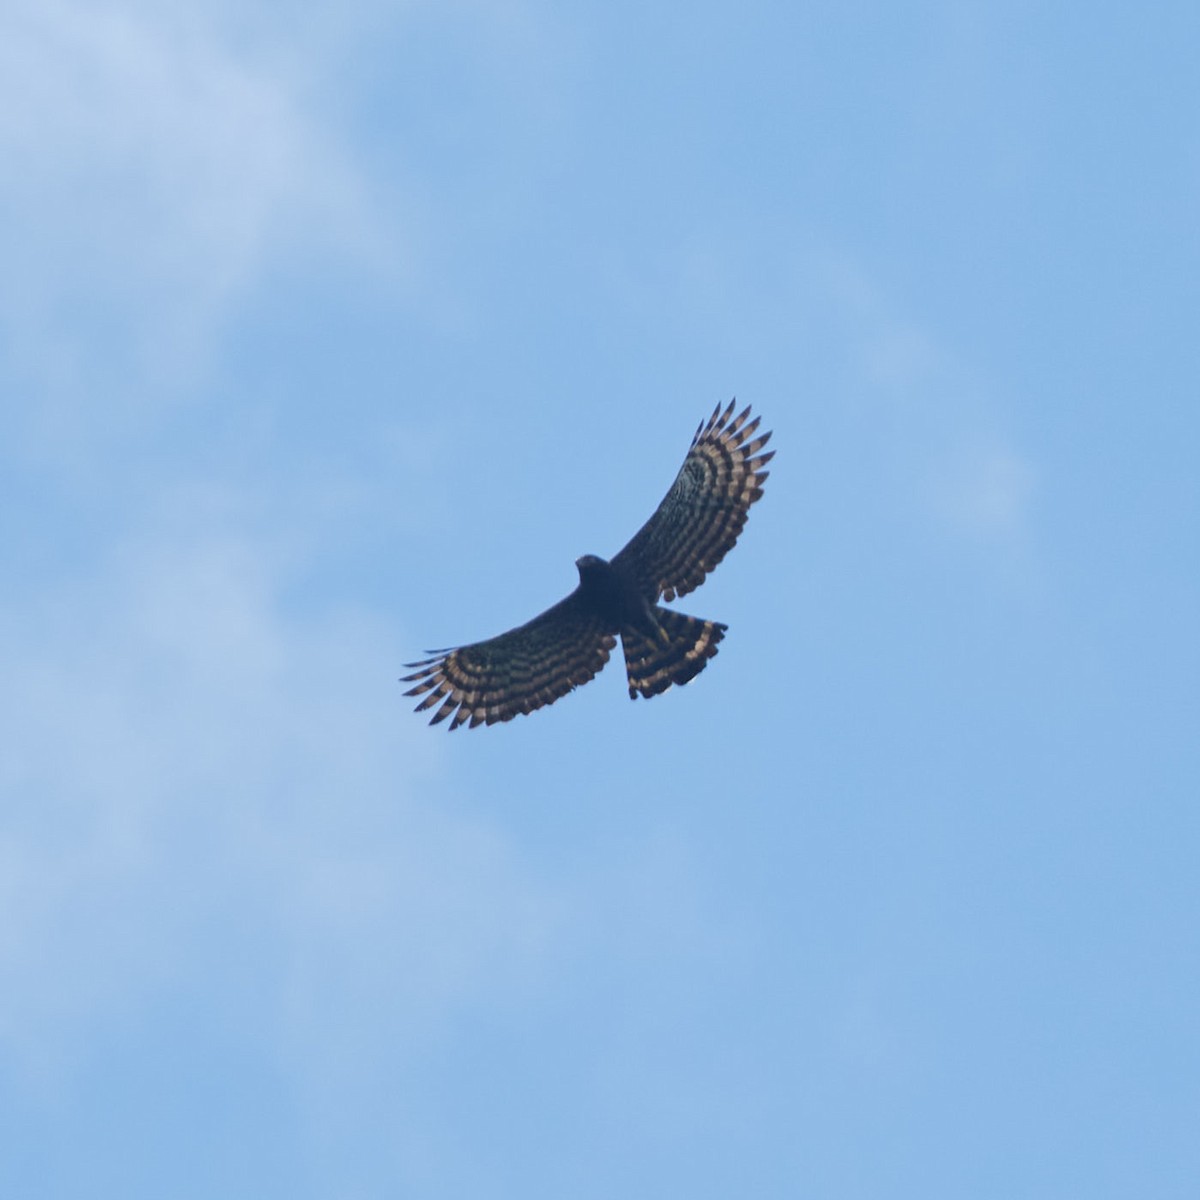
[573,554,661,642]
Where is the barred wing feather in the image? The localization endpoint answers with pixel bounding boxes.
[612,400,773,602]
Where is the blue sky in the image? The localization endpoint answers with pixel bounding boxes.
[2,1,1198,1196]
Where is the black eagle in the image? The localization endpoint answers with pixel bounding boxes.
[403,401,773,728]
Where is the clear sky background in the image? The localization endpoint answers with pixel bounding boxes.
[2,2,1198,1197]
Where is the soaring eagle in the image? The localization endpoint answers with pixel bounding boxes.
[403,401,773,728]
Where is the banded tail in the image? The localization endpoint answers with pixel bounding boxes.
[621,607,727,700]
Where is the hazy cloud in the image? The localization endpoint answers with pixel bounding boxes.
[826,253,1037,544]
[0,517,556,1090]
[0,0,386,394]
[937,442,1035,537]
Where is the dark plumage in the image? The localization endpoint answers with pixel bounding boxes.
[402,400,773,728]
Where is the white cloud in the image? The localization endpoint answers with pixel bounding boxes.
[0,2,561,1096]
[0,0,390,394]
[0,516,557,1091]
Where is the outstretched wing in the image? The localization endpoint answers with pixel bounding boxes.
[401,590,618,729]
[612,400,773,602]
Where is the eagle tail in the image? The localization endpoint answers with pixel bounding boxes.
[621,608,727,700]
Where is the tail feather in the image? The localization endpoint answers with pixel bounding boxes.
[621,607,727,700]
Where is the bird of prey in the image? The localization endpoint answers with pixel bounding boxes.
[403,400,773,729]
